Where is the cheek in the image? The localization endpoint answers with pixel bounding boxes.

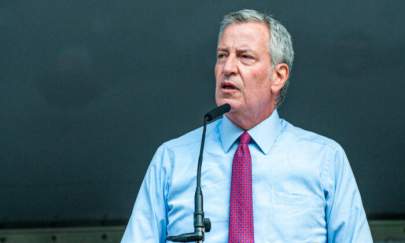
[215,63,226,88]
[244,67,270,89]
[259,66,273,86]
[256,66,272,80]
[250,70,262,82]
[244,69,272,99]
[214,63,221,77]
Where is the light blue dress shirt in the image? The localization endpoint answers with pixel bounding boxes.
[122,110,373,242]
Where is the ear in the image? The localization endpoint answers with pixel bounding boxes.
[270,63,289,95]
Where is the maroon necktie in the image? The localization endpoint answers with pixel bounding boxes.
[229,131,254,243]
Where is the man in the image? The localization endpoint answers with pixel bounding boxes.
[122,9,373,242]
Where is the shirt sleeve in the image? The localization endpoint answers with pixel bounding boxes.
[121,145,169,243]
[323,143,373,242]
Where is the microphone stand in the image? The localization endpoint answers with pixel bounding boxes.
[167,118,211,243]
[167,104,230,242]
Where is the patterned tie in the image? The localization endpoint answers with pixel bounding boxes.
[229,131,254,243]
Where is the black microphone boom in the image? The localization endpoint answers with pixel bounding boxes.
[204,103,231,122]
[167,104,231,242]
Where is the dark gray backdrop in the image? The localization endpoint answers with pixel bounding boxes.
[1,0,404,227]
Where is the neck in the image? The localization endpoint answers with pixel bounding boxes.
[226,107,275,130]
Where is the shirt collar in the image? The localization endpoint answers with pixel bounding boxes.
[219,110,282,155]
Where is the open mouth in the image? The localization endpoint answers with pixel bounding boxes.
[221,82,238,90]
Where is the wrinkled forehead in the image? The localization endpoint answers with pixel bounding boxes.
[217,22,270,51]
[219,21,270,39]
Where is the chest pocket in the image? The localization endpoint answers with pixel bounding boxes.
[268,188,326,242]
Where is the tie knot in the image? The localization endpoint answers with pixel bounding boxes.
[239,131,251,144]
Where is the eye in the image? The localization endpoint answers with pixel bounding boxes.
[241,54,254,59]
[240,54,255,64]
[217,53,227,59]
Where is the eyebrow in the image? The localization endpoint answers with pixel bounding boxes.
[216,47,254,53]
[216,48,228,52]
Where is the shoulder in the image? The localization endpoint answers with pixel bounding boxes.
[158,119,221,153]
[279,119,351,191]
[280,119,344,154]
[280,119,350,183]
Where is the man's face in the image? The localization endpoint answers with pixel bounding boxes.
[215,22,276,127]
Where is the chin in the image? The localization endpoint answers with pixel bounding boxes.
[215,97,227,105]
[216,99,240,112]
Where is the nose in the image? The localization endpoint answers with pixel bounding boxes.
[223,54,238,76]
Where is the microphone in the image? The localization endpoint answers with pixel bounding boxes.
[167,104,231,242]
[204,103,231,122]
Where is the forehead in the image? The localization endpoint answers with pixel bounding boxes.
[218,22,270,50]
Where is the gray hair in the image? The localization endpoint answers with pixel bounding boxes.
[218,9,294,107]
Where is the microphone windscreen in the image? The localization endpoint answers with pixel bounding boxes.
[204,103,231,122]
